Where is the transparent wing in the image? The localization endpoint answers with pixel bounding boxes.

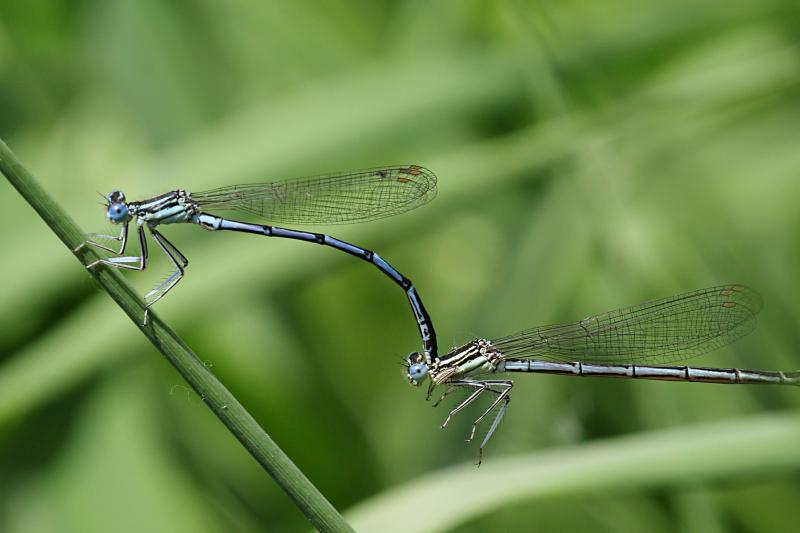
[190,165,436,225]
[492,285,762,365]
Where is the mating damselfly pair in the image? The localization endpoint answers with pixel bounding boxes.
[77,166,799,463]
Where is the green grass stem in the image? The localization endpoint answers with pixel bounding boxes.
[0,137,354,533]
[347,412,800,532]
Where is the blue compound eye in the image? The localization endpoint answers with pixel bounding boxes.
[107,202,129,223]
[407,363,429,386]
[405,351,429,385]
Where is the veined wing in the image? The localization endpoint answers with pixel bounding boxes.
[492,285,762,365]
[191,165,436,225]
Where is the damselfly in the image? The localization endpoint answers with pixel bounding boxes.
[76,165,438,358]
[404,284,799,463]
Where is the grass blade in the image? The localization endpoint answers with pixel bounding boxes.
[0,137,354,533]
[347,413,800,532]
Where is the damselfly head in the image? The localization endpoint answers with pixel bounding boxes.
[405,351,429,386]
[105,190,130,224]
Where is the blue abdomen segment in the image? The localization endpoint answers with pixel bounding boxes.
[191,213,222,230]
[199,214,439,359]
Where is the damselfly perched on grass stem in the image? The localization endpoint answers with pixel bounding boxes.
[404,285,799,464]
[75,165,438,359]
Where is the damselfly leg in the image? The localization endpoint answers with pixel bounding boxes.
[142,228,189,325]
[73,224,129,255]
[77,222,190,325]
[434,379,513,464]
[83,224,147,273]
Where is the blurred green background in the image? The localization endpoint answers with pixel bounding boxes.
[2,1,800,532]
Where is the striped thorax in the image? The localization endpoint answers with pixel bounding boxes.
[129,189,198,225]
[104,189,199,227]
[406,338,502,387]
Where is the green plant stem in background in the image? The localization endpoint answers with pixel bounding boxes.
[347,412,800,532]
[0,138,354,533]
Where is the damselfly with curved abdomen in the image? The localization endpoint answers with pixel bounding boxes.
[404,284,799,463]
[76,165,438,359]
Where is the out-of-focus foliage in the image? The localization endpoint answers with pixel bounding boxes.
[1,1,799,531]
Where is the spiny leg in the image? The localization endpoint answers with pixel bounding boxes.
[144,228,187,301]
[477,392,511,466]
[432,385,459,408]
[85,224,147,272]
[437,381,492,429]
[450,380,512,466]
[74,223,129,255]
[141,227,187,325]
[467,381,513,442]
[153,229,188,267]
[435,379,514,465]
[425,382,437,401]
